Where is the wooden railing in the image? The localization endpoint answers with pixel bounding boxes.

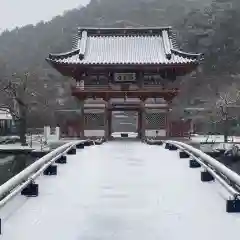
[72,85,179,92]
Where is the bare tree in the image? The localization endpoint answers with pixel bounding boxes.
[0,72,49,146]
[207,82,240,142]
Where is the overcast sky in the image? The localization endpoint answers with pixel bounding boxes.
[0,0,90,31]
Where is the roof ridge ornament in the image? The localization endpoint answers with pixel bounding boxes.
[48,49,80,59]
[162,30,172,60]
[78,30,88,60]
[171,49,203,60]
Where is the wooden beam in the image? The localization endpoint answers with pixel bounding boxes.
[49,62,199,78]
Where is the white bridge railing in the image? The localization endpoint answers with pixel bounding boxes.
[167,140,240,191]
[0,140,92,201]
[0,139,100,234]
[0,137,107,234]
[147,139,240,213]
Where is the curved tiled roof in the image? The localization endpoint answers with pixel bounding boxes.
[47,27,202,66]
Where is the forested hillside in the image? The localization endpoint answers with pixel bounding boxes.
[0,0,239,126]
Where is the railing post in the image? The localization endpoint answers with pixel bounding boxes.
[76,142,84,149]
[67,147,76,155]
[179,151,189,158]
[201,171,214,182]
[21,182,39,197]
[189,159,201,168]
[165,142,170,149]
[226,199,240,213]
[43,165,57,176]
[56,155,67,164]
[168,144,178,151]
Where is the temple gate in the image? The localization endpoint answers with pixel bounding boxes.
[47,27,201,140]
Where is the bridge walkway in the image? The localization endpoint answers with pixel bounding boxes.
[0,141,240,239]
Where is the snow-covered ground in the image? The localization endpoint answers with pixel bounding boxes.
[0,134,48,151]
[190,135,240,152]
[191,135,240,143]
[0,134,68,151]
[0,143,41,150]
[0,142,49,152]
[0,142,240,239]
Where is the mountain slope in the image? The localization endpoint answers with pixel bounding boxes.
[1,0,231,126]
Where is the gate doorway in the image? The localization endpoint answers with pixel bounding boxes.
[111,111,138,138]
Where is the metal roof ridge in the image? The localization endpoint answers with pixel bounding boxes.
[77,26,172,31]
[90,35,163,38]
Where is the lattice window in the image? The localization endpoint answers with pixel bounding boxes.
[143,74,165,85]
[145,113,166,129]
[84,113,105,130]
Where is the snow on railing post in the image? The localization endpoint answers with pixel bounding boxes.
[67,146,77,155]
[201,170,214,182]
[189,159,201,168]
[21,182,39,197]
[43,165,57,176]
[55,155,67,164]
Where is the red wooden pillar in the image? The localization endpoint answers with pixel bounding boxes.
[137,110,142,139]
[140,100,146,140]
[108,110,112,139]
[165,106,171,137]
[79,100,85,138]
[75,75,86,139]
[105,101,112,140]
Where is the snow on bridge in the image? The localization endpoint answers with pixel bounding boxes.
[0,141,240,239]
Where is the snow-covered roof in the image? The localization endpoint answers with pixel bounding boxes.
[47,27,202,66]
